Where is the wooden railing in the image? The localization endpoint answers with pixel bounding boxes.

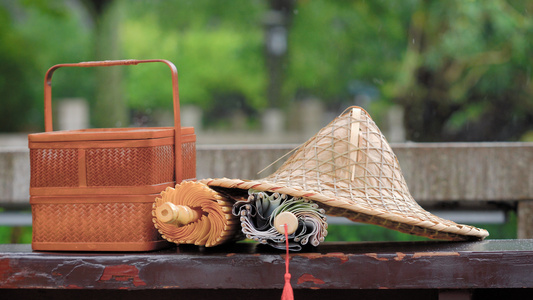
[1,240,533,299]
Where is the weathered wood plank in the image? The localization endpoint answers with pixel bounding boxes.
[197,142,533,203]
[1,240,533,290]
[196,144,297,182]
[1,143,532,206]
[394,143,533,202]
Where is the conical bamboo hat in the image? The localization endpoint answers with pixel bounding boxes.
[201,107,489,241]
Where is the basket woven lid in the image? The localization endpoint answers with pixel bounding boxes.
[201,106,489,241]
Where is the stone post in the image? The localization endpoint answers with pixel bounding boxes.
[57,98,89,131]
[518,201,533,239]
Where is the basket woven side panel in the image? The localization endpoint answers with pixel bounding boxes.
[86,145,175,186]
[32,202,161,243]
[182,141,196,181]
[30,149,79,187]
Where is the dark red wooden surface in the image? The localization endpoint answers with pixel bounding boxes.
[1,240,533,299]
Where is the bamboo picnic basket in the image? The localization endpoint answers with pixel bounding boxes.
[29,59,196,251]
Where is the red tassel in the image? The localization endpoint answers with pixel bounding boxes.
[281,273,293,300]
[281,223,294,300]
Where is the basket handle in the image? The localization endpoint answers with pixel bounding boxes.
[44,59,183,183]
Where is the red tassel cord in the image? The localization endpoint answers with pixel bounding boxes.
[281,223,294,300]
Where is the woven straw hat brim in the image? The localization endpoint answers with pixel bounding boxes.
[200,106,489,241]
[200,178,489,241]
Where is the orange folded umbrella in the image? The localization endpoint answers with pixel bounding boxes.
[152,181,239,247]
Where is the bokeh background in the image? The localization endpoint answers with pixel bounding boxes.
[0,0,530,243]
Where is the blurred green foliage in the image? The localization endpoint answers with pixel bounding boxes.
[393,0,533,141]
[0,226,32,244]
[325,212,517,242]
[121,1,267,111]
[285,1,412,107]
[0,0,532,138]
[0,1,93,131]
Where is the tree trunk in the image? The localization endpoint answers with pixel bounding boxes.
[84,0,128,128]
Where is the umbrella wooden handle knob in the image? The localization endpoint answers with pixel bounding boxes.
[274,211,299,235]
[155,202,200,226]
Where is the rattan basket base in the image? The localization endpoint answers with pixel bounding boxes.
[31,195,172,252]
[32,240,171,252]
